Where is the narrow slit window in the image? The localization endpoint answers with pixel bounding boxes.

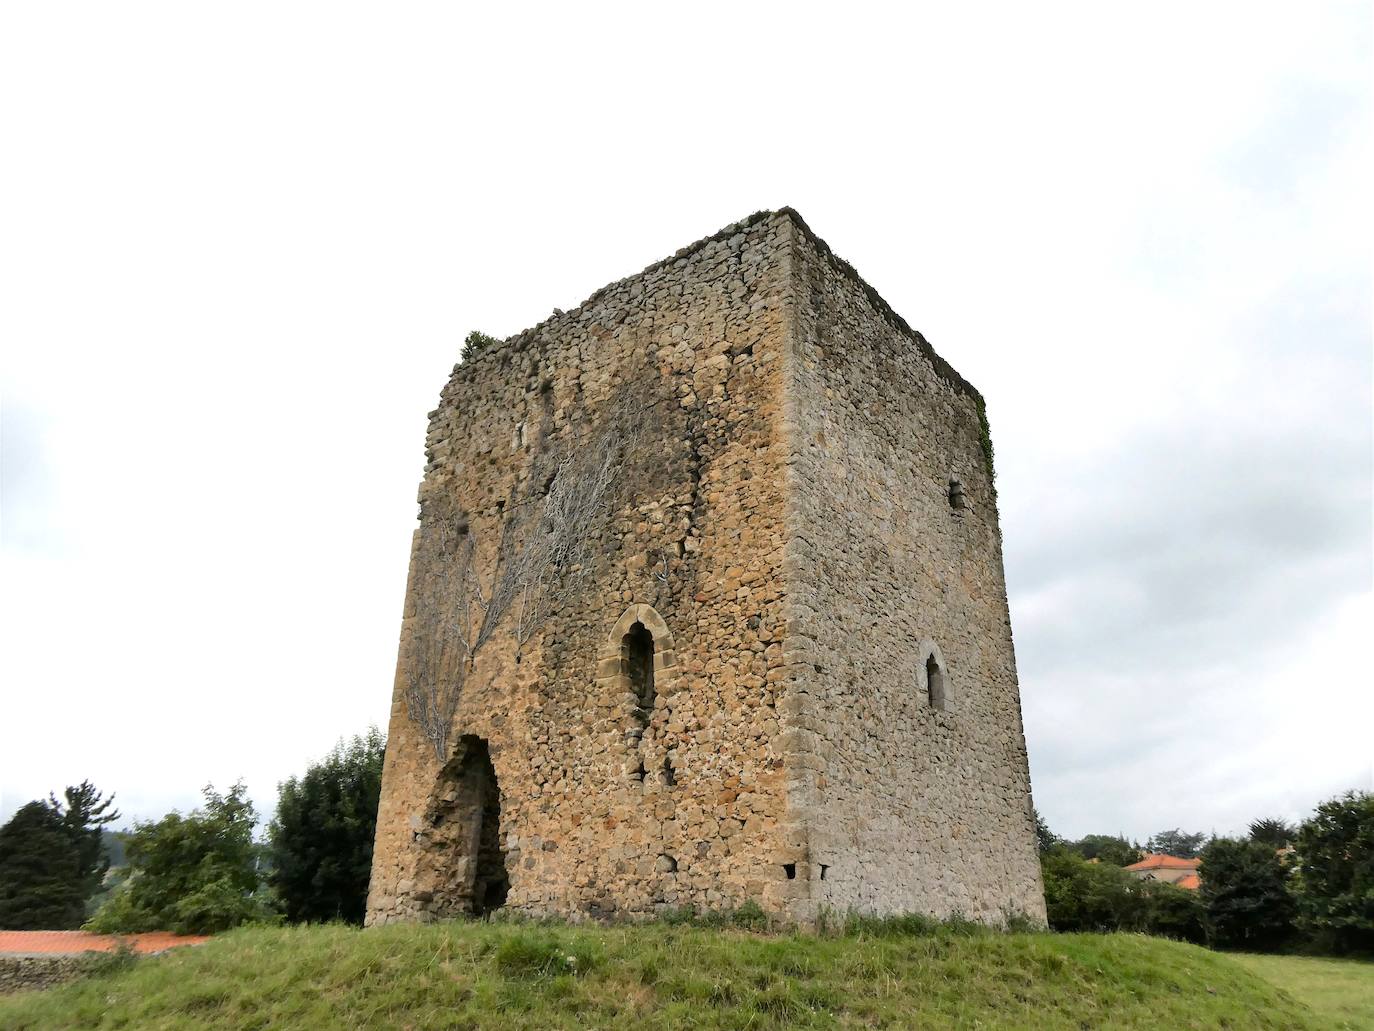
[926,653,947,711]
[948,477,967,510]
[624,622,656,721]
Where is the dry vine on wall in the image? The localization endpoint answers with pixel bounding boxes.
[403,391,649,762]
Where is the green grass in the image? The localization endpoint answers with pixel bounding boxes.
[0,920,1333,1029]
[1231,952,1374,1030]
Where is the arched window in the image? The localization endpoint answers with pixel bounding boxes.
[623,621,655,719]
[598,604,680,788]
[919,640,950,712]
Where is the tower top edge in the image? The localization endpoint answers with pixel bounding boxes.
[455,207,983,405]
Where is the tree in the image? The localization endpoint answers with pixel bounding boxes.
[0,781,120,929]
[0,802,84,929]
[1292,790,1374,954]
[270,729,386,925]
[1041,847,1150,931]
[48,780,120,901]
[1200,837,1295,950]
[1041,847,1207,942]
[1144,881,1208,944]
[86,782,277,935]
[1248,817,1295,848]
[1147,828,1208,859]
[1071,834,1142,867]
[1033,808,1059,854]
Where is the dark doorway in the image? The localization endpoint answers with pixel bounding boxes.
[430,735,509,916]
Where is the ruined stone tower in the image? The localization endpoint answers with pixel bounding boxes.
[365,209,1046,926]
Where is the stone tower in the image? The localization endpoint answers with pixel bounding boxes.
[365,209,1046,926]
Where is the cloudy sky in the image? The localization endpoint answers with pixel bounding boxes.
[2,4,1369,844]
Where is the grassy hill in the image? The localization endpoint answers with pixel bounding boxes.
[1231,953,1374,1030]
[0,919,1348,1029]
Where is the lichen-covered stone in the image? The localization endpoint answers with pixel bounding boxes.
[365,209,1046,928]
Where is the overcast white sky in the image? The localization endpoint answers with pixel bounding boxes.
[2,4,1370,844]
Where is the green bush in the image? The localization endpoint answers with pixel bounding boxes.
[659,900,777,932]
[461,330,501,361]
[1042,847,1150,932]
[86,782,278,935]
[1042,848,1206,942]
[1144,881,1207,944]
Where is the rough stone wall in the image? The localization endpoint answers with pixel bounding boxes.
[0,954,103,994]
[779,218,1046,924]
[366,212,798,925]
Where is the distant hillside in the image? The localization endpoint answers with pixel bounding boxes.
[0,921,1330,1029]
[100,829,126,869]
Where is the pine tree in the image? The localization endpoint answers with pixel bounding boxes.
[49,780,120,899]
[270,728,385,924]
[0,802,85,929]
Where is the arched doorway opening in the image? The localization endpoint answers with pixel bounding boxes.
[428,735,509,916]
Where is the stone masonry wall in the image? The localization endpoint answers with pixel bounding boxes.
[367,209,1045,927]
[367,212,799,924]
[0,954,103,995]
[779,217,1046,924]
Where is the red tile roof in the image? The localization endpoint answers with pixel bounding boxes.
[1125,853,1201,872]
[0,931,209,956]
[1175,872,1202,890]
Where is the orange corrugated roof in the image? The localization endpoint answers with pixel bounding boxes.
[0,931,209,956]
[1125,853,1201,872]
[1175,872,1201,890]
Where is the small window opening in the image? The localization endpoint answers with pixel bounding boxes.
[513,421,526,449]
[632,758,646,783]
[926,653,947,711]
[819,864,829,881]
[624,622,656,722]
[662,754,676,786]
[948,477,967,510]
[783,863,797,880]
[658,854,678,873]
